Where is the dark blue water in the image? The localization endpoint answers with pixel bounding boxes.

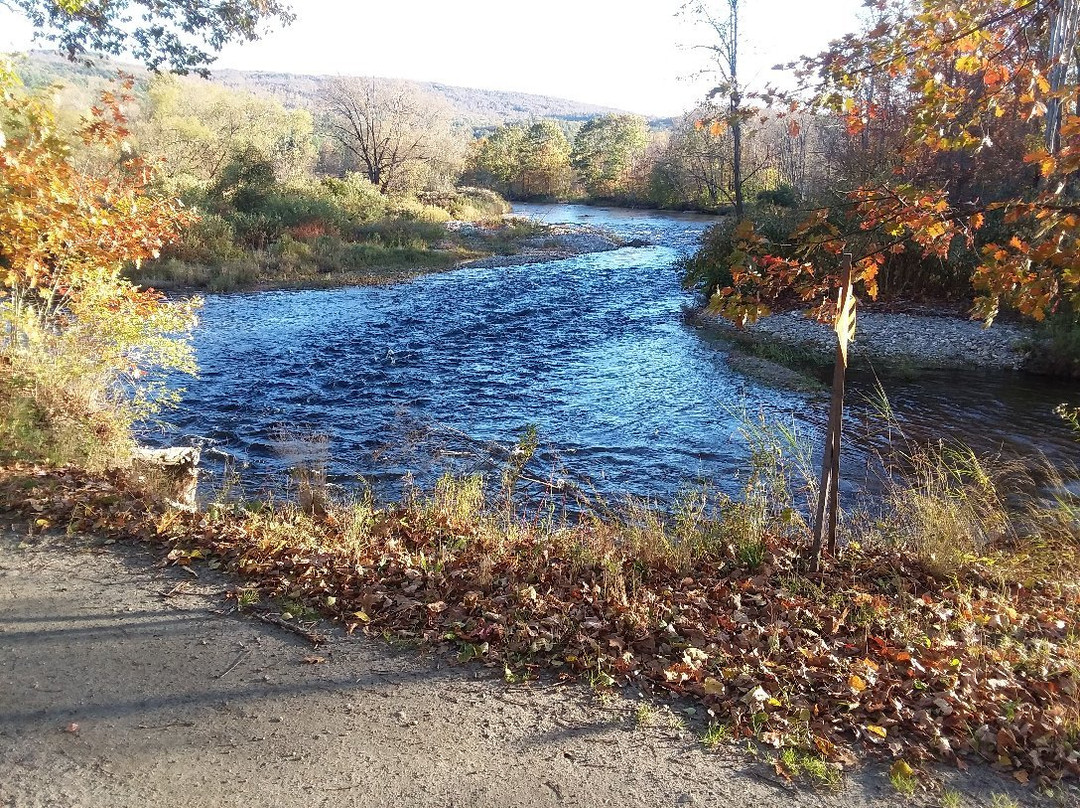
[150,204,1079,503]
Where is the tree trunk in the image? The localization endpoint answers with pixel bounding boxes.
[732,114,744,219]
[1046,0,1080,155]
[729,0,744,220]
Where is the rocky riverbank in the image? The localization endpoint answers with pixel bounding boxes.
[692,307,1032,373]
[453,218,628,269]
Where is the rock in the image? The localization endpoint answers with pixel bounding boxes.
[132,446,201,510]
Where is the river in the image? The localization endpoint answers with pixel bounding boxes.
[150,203,1080,505]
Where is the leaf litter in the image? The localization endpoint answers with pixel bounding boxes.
[2,463,1078,786]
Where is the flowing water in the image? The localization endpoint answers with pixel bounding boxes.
[149,203,1080,504]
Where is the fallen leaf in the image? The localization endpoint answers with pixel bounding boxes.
[890,759,915,779]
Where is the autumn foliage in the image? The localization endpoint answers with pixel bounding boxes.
[710,0,1080,327]
[0,61,200,466]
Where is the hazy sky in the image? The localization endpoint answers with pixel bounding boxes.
[1,0,865,115]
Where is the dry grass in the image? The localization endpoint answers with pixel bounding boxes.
[0,363,134,472]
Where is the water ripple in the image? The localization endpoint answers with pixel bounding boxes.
[147,204,1080,503]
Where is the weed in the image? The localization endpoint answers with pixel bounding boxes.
[587,660,617,692]
[701,722,730,750]
[940,790,965,808]
[799,753,840,787]
[501,424,539,503]
[778,748,841,786]
[502,665,522,684]
[275,597,319,622]
[989,795,1019,808]
[635,703,656,728]
[735,535,767,570]
[889,765,918,796]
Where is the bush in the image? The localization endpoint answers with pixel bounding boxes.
[0,365,134,470]
[681,207,804,301]
[159,213,245,266]
[357,218,446,249]
[385,195,452,223]
[1024,311,1080,377]
[319,173,387,223]
[682,197,1002,309]
[417,187,511,221]
[756,185,798,208]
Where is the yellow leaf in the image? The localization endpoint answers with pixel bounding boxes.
[890,759,915,779]
[954,54,981,74]
[704,677,725,696]
[867,725,887,739]
[849,674,867,692]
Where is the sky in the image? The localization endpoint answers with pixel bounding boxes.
[0,0,866,116]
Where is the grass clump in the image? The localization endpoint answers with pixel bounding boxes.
[634,702,657,728]
[888,760,919,796]
[701,722,730,750]
[777,747,841,787]
[940,790,965,808]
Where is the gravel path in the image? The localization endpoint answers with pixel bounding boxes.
[697,309,1032,371]
[1,530,1061,808]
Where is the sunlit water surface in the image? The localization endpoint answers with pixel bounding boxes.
[147,204,1080,505]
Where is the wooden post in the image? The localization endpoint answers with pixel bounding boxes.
[811,254,856,565]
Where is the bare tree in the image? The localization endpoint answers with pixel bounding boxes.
[688,0,749,218]
[320,78,451,193]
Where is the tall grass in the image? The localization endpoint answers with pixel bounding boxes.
[128,182,513,293]
[0,366,133,470]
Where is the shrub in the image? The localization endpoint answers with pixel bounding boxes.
[386,195,452,223]
[417,187,511,221]
[1,68,200,469]
[681,208,803,302]
[683,199,991,309]
[1024,311,1080,377]
[319,173,387,223]
[756,185,798,207]
[158,213,244,266]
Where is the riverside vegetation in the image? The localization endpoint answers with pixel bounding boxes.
[3,0,1080,801]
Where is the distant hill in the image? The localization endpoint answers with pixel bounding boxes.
[11,51,635,130]
[213,70,630,128]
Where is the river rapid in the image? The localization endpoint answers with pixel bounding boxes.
[149,203,1080,506]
